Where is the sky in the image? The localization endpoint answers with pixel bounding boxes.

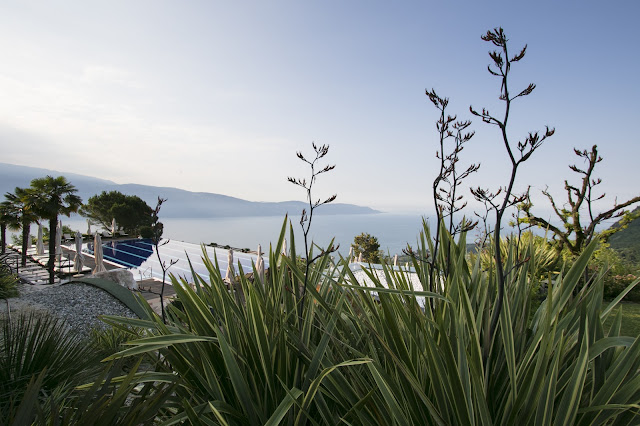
[1,0,639,219]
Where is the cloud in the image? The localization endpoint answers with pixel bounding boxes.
[81,65,144,89]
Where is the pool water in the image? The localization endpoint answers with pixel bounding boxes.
[84,238,268,284]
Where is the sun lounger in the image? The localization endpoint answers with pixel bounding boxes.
[63,233,72,241]
[35,255,69,267]
[55,265,91,275]
[32,254,51,264]
[101,231,113,238]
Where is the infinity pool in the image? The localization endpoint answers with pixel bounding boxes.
[83,238,268,283]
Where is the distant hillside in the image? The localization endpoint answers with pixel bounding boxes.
[608,206,640,264]
[0,163,379,218]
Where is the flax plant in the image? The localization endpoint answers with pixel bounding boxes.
[341,221,640,424]
[103,219,375,424]
[470,28,555,341]
[96,215,640,424]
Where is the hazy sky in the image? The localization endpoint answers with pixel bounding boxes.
[1,1,638,216]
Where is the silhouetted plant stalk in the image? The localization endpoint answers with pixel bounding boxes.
[150,197,177,324]
[287,142,338,413]
[415,89,478,292]
[288,142,338,308]
[469,27,554,342]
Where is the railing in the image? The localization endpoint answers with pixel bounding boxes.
[138,266,153,281]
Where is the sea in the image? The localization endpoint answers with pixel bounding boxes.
[28,213,432,257]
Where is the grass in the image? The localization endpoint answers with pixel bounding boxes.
[605,301,640,336]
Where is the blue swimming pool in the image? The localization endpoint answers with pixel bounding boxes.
[84,238,268,283]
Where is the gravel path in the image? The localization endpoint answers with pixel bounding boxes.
[1,282,138,340]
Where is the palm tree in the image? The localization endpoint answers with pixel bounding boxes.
[0,201,20,254]
[29,176,82,284]
[3,188,39,266]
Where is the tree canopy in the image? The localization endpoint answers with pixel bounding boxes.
[2,187,39,266]
[29,176,82,283]
[0,195,21,254]
[351,232,382,263]
[80,191,153,234]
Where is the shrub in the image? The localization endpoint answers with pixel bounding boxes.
[101,219,640,424]
[0,265,19,299]
[0,311,102,420]
[604,274,640,302]
[590,245,640,301]
[351,232,383,263]
[139,225,153,239]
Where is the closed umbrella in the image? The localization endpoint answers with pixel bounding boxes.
[55,221,62,262]
[393,254,398,267]
[277,238,288,267]
[348,247,353,263]
[93,232,107,273]
[225,249,235,282]
[86,219,91,235]
[111,218,117,235]
[26,231,32,251]
[36,223,45,255]
[256,244,265,283]
[357,252,363,263]
[73,231,84,273]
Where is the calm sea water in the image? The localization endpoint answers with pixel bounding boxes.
[45,213,429,257]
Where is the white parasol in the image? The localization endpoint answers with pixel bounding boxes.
[87,219,91,235]
[256,244,265,283]
[111,218,117,235]
[225,249,235,282]
[348,246,353,263]
[357,252,363,263]
[36,223,45,255]
[93,232,107,273]
[393,254,398,267]
[55,221,62,262]
[277,238,288,267]
[73,231,84,273]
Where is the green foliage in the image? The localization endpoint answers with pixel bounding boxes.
[29,176,82,222]
[604,275,640,302]
[608,206,640,264]
[93,219,640,423]
[37,224,74,242]
[351,232,383,263]
[590,245,640,302]
[3,186,40,267]
[0,311,101,420]
[8,358,177,425]
[0,265,19,299]
[29,175,82,284]
[0,202,20,254]
[471,231,561,280]
[80,190,152,234]
[10,224,74,246]
[139,225,153,238]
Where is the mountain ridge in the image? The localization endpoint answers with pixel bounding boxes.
[0,162,380,218]
[608,206,640,264]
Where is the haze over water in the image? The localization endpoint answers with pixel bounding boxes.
[58,213,428,257]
